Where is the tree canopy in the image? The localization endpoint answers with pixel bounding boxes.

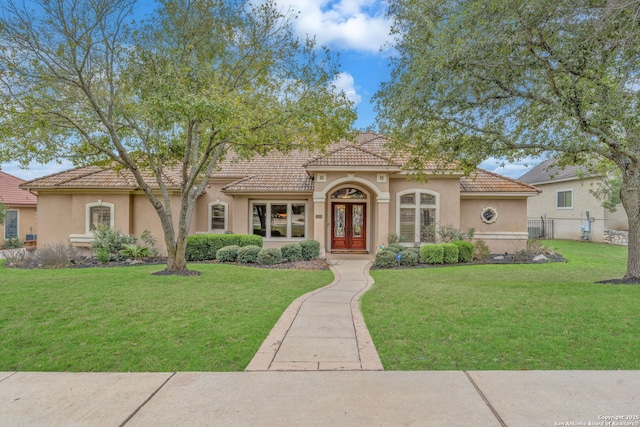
[0,0,355,273]
[375,0,640,280]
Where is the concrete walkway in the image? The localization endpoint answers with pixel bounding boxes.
[246,257,382,371]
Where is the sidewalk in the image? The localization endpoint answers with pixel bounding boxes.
[1,258,639,426]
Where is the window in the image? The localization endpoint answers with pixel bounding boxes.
[397,190,438,243]
[85,201,115,234]
[252,201,306,239]
[4,210,18,239]
[209,202,228,233]
[557,190,573,209]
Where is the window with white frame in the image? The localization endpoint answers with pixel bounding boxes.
[251,201,306,239]
[85,201,115,233]
[4,210,18,239]
[209,202,228,233]
[556,190,573,209]
[397,190,438,243]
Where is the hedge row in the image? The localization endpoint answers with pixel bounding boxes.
[213,239,321,265]
[186,234,263,261]
[375,241,477,268]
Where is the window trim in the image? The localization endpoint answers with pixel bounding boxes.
[4,210,19,239]
[250,200,308,240]
[85,201,115,234]
[208,201,229,234]
[556,189,573,209]
[396,189,439,244]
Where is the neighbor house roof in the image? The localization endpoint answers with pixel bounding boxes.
[0,170,37,207]
[21,133,537,195]
[518,158,592,185]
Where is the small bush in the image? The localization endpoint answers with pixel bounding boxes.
[299,239,320,260]
[453,240,474,263]
[120,244,151,260]
[36,243,78,268]
[442,243,459,264]
[281,243,303,262]
[1,248,31,267]
[399,249,418,266]
[420,244,444,264]
[403,247,423,263]
[386,243,404,254]
[257,247,283,265]
[3,237,24,249]
[92,225,136,261]
[473,240,491,261]
[375,249,398,268]
[96,247,112,263]
[186,234,263,261]
[237,245,261,264]
[438,225,475,242]
[216,245,240,263]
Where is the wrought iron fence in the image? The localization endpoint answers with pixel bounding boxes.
[527,218,554,239]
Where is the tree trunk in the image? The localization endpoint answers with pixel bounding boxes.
[619,162,640,280]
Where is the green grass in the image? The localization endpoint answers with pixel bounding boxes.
[363,240,640,370]
[0,263,332,372]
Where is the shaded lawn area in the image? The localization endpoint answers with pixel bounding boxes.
[0,263,332,372]
[363,240,640,370]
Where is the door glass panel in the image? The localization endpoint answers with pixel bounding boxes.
[352,205,364,238]
[334,204,346,238]
[270,204,287,238]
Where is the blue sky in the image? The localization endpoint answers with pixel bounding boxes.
[1,0,536,180]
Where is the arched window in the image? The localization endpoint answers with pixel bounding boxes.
[397,190,438,243]
[209,202,228,234]
[331,188,366,199]
[85,201,115,234]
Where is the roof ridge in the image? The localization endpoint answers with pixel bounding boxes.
[22,165,105,187]
[468,168,540,192]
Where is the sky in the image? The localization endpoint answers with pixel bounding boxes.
[0,0,536,181]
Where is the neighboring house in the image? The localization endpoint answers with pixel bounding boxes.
[21,133,539,256]
[0,169,38,246]
[519,158,628,243]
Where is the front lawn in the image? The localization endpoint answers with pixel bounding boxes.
[363,240,640,370]
[0,263,332,372]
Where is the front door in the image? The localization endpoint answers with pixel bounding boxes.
[331,203,366,251]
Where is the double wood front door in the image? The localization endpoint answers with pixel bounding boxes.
[331,202,366,251]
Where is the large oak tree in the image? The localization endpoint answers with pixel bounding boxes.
[0,0,355,273]
[375,0,640,280]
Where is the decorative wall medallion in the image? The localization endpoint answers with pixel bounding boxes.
[481,207,498,224]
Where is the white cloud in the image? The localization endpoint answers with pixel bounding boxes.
[332,72,361,105]
[272,0,391,53]
[479,157,543,179]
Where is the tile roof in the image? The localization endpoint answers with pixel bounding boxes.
[460,169,540,194]
[518,158,591,184]
[0,170,37,206]
[21,133,536,195]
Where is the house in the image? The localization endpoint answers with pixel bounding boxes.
[21,133,539,256]
[518,158,628,243]
[0,169,38,246]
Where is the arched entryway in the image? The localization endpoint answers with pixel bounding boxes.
[330,187,368,252]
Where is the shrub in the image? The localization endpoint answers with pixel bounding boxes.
[453,240,474,263]
[1,248,32,267]
[403,247,423,263]
[420,244,444,264]
[399,249,418,266]
[96,247,112,263]
[388,233,400,244]
[35,243,78,268]
[119,244,151,260]
[473,240,491,261]
[281,243,303,262]
[185,234,263,261]
[386,243,404,254]
[257,247,283,265]
[438,225,475,242]
[237,245,261,264]
[442,243,459,264]
[3,237,24,249]
[375,249,397,268]
[141,229,158,256]
[216,245,240,263]
[299,239,320,260]
[91,225,136,261]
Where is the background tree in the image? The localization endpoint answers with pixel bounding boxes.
[0,0,355,274]
[0,202,5,226]
[375,0,640,280]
